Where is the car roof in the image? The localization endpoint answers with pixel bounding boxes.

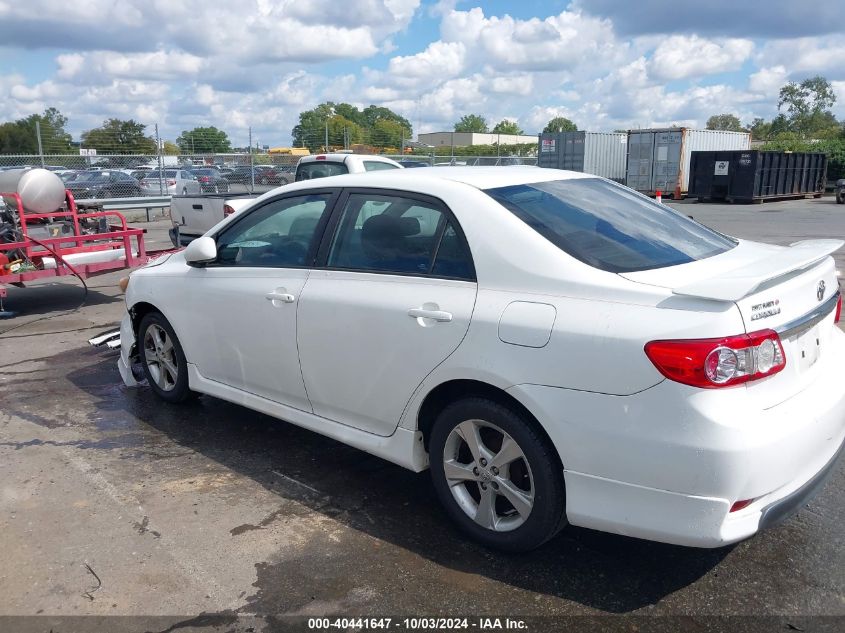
[297,153,401,165]
[282,166,592,191]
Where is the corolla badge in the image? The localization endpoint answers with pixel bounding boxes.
[750,299,780,321]
[817,280,826,302]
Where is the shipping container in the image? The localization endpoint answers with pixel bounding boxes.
[625,128,751,197]
[689,150,827,202]
[538,131,627,182]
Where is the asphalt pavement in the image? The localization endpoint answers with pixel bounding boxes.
[0,195,843,632]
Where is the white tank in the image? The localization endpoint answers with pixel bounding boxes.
[0,168,67,215]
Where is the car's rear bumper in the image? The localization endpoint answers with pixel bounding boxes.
[508,327,845,547]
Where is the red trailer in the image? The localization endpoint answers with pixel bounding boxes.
[0,189,150,307]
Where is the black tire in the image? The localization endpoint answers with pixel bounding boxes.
[836,193,844,205]
[429,397,567,552]
[138,311,197,404]
[181,187,188,195]
[260,176,268,185]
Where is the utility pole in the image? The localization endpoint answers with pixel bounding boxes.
[154,124,165,195]
[249,126,255,192]
[35,121,45,168]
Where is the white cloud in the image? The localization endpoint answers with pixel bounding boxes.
[648,35,753,81]
[748,66,789,98]
[388,41,466,79]
[757,36,845,80]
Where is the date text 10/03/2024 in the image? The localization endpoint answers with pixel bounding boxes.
[307,617,529,630]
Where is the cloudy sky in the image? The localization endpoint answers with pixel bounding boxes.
[0,0,843,147]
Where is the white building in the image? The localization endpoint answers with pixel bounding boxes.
[417,132,538,147]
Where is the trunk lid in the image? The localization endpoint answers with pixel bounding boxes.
[623,238,842,406]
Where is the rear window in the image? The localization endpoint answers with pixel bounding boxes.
[485,178,735,273]
[296,161,348,181]
[363,160,399,171]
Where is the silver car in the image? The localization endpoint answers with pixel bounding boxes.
[140,169,201,196]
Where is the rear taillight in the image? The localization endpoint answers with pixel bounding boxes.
[644,329,786,388]
[167,179,176,186]
[730,499,755,513]
[223,204,235,216]
[199,176,210,182]
[835,293,842,324]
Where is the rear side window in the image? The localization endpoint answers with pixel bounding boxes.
[326,192,475,280]
[363,161,399,171]
[485,178,735,273]
[296,162,348,181]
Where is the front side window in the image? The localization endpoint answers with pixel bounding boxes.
[327,193,474,279]
[215,194,331,268]
[296,162,348,181]
[485,178,736,273]
[363,161,399,172]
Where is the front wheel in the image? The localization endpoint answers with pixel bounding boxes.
[138,312,196,403]
[429,398,567,552]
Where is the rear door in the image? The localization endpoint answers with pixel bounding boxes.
[297,188,477,436]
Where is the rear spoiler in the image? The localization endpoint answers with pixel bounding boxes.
[672,239,843,302]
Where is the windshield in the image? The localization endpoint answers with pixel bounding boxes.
[145,170,178,179]
[485,178,736,273]
[193,169,216,175]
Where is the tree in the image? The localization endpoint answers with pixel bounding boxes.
[0,107,73,154]
[292,102,412,151]
[176,126,232,153]
[542,116,577,133]
[162,141,180,155]
[370,118,409,149]
[491,119,524,135]
[362,105,412,133]
[778,76,838,138]
[81,119,157,154]
[747,117,772,141]
[706,113,745,132]
[454,114,488,133]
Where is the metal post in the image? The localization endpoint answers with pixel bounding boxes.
[401,131,405,155]
[497,133,500,159]
[450,132,454,162]
[325,121,329,152]
[249,126,254,192]
[35,121,45,168]
[155,124,164,196]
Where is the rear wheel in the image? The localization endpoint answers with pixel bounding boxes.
[138,312,196,403]
[837,192,845,204]
[429,398,566,552]
[181,187,188,195]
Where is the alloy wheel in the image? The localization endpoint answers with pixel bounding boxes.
[442,419,535,532]
[143,324,178,391]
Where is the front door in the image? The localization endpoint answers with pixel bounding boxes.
[297,190,478,436]
[178,192,335,411]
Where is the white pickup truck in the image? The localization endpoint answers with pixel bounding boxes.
[169,192,257,246]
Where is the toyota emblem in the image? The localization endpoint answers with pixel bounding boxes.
[817,280,826,302]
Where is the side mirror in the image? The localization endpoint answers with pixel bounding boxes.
[183,236,217,266]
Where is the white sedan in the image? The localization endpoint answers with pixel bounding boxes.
[118,167,845,552]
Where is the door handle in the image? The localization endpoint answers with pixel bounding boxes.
[408,308,452,322]
[266,291,295,303]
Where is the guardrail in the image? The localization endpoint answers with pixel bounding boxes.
[74,196,171,222]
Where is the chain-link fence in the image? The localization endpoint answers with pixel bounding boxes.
[0,119,540,199]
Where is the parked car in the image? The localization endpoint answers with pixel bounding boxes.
[254,165,290,186]
[836,178,845,204]
[226,166,261,184]
[190,168,230,193]
[118,166,844,553]
[294,153,402,181]
[140,170,201,196]
[66,170,142,198]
